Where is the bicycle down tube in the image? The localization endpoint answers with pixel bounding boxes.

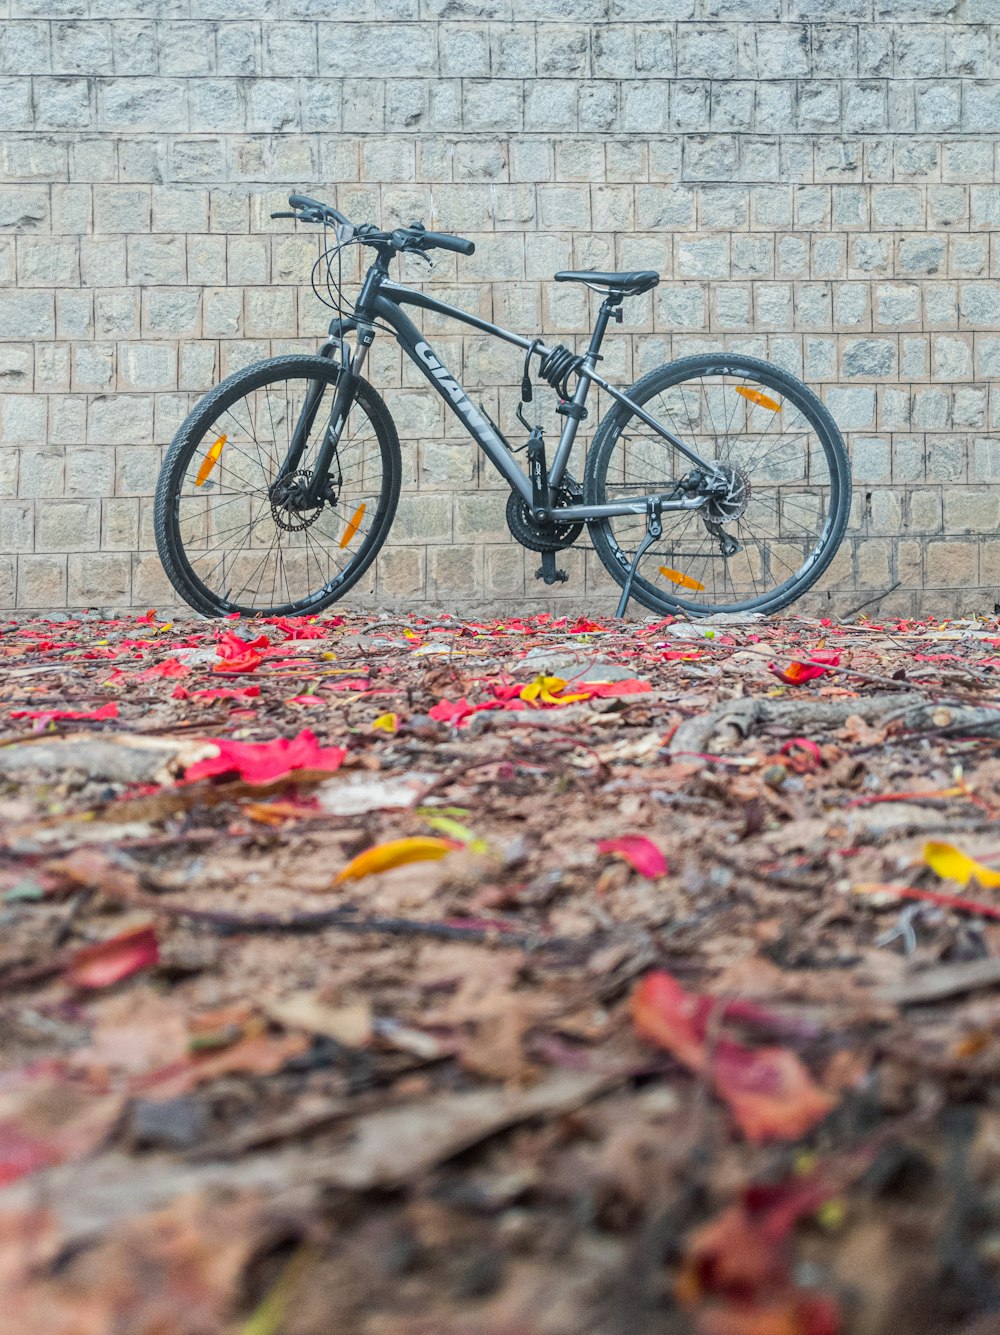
[316,282,716,522]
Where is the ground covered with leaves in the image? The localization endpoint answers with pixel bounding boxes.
[3,608,1000,1335]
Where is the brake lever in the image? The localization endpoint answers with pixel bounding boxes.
[270,211,297,219]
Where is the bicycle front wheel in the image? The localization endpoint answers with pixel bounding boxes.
[585,353,851,616]
[154,355,401,617]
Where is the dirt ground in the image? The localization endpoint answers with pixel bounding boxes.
[3,606,1000,1335]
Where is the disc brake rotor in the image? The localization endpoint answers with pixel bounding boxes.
[269,470,325,532]
[704,464,751,523]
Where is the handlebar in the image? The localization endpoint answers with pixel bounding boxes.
[270,193,475,258]
[417,230,475,256]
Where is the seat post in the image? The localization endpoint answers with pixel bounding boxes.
[586,296,621,361]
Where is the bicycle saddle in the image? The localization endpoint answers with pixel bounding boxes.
[554,269,660,296]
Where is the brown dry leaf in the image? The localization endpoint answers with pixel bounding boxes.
[144,1032,310,1101]
[70,991,190,1078]
[839,714,888,746]
[263,992,373,1047]
[0,1070,124,1188]
[0,1190,290,1335]
[307,1068,624,1191]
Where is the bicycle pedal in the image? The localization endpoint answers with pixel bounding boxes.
[535,552,568,585]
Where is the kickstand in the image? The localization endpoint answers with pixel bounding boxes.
[615,498,662,619]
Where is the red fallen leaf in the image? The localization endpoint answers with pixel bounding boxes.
[10,701,118,723]
[678,1178,840,1335]
[268,617,332,639]
[631,972,834,1143]
[696,1296,840,1335]
[286,694,324,707]
[578,678,651,697]
[712,1042,836,1144]
[597,835,668,878]
[172,685,260,701]
[0,1124,63,1186]
[632,970,707,1070]
[212,631,269,674]
[66,925,159,990]
[720,999,821,1042]
[134,657,189,680]
[768,652,840,685]
[323,677,371,693]
[774,742,822,774]
[429,697,475,725]
[485,682,525,701]
[183,729,346,785]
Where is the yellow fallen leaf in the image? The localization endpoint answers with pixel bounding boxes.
[372,712,398,733]
[520,674,591,705]
[423,814,490,854]
[924,840,1000,888]
[332,835,458,885]
[242,1246,314,1335]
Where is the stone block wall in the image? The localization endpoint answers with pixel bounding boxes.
[2,0,1000,616]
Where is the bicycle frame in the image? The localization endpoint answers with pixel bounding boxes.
[298,257,718,521]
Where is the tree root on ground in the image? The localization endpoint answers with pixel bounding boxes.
[669,692,1000,757]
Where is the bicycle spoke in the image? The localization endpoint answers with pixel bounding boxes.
[163,367,393,615]
[592,356,847,614]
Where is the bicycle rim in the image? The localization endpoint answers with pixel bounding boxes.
[587,355,850,616]
[160,361,398,616]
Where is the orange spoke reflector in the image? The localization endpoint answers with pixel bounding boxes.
[194,434,226,487]
[659,566,705,592]
[339,501,366,549]
[735,385,781,412]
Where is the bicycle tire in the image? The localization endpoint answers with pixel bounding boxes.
[154,355,401,618]
[584,353,851,616]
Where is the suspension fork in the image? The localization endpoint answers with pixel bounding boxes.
[275,326,369,505]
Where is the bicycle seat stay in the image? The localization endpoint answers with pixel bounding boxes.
[554,270,660,296]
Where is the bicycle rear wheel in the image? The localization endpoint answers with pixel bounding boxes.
[154,355,401,617]
[585,353,851,616]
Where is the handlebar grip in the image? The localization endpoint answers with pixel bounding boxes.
[423,231,475,256]
[287,193,351,227]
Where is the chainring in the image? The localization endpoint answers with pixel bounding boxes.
[506,480,584,553]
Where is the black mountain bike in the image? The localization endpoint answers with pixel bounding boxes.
[154,193,851,619]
